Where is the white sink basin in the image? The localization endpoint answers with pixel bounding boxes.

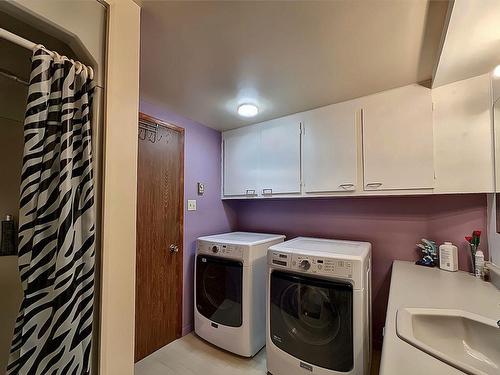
[396,308,500,375]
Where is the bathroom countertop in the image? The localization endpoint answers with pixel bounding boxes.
[379,260,500,375]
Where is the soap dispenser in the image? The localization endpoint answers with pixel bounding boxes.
[439,242,458,272]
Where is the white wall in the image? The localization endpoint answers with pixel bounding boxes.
[0,27,29,372]
[0,74,25,222]
[432,0,500,87]
[0,96,24,374]
[487,194,500,265]
[488,76,500,266]
[0,257,22,373]
[2,0,107,86]
[493,77,500,103]
[0,2,108,372]
[99,1,140,374]
[0,2,141,373]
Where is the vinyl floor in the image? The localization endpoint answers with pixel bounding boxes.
[135,333,380,375]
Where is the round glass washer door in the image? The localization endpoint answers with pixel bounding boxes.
[202,263,240,311]
[196,255,243,327]
[270,270,354,372]
[280,283,341,346]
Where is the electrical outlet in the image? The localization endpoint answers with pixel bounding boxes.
[187,200,197,211]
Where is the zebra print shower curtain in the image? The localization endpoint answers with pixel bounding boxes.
[7,47,96,374]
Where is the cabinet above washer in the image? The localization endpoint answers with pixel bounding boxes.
[302,100,360,194]
[222,75,494,199]
[222,113,302,198]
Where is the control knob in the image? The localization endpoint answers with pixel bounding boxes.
[299,259,311,271]
[211,245,219,254]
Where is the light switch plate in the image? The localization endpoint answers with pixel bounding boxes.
[187,200,197,211]
[197,182,204,195]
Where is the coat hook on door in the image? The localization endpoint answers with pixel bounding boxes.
[139,120,163,143]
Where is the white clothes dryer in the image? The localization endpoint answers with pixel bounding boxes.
[195,232,285,357]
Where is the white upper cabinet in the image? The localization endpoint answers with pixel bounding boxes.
[303,101,359,193]
[361,84,434,191]
[222,78,494,199]
[432,74,494,193]
[223,127,260,197]
[222,115,301,197]
[259,116,302,195]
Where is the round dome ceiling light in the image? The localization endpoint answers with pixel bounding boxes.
[237,103,259,117]
[493,65,500,79]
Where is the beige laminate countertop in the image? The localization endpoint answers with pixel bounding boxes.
[379,261,500,375]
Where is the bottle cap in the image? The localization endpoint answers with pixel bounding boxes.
[5,214,13,221]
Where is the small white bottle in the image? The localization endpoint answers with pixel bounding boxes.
[439,242,458,272]
[475,250,485,278]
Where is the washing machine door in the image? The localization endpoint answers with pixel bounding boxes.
[196,255,243,327]
[270,270,353,372]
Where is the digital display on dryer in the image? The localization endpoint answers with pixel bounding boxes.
[272,259,287,266]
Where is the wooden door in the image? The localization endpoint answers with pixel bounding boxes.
[303,100,359,193]
[135,113,184,362]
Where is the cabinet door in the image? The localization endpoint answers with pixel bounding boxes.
[362,84,434,191]
[222,127,260,196]
[303,101,358,193]
[259,116,301,195]
[432,74,494,193]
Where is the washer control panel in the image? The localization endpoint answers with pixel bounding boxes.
[269,251,353,279]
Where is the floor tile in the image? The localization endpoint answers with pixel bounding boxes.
[135,333,379,375]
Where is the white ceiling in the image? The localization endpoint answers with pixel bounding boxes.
[433,0,500,87]
[139,1,448,131]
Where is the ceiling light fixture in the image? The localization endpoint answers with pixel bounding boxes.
[237,103,259,117]
[493,65,500,78]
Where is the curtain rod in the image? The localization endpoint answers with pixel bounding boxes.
[0,27,95,83]
[0,28,33,86]
[0,27,36,50]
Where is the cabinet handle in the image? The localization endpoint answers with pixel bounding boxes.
[365,182,383,189]
[245,189,256,196]
[262,188,273,195]
[339,184,355,190]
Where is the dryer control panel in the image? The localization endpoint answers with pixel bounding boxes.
[269,251,354,280]
[197,241,245,260]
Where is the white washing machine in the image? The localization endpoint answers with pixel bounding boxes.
[267,237,372,375]
[195,232,285,357]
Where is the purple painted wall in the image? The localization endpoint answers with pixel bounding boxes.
[136,102,488,349]
[226,194,488,347]
[140,100,237,335]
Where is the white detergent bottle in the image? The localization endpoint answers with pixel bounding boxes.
[439,242,458,272]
